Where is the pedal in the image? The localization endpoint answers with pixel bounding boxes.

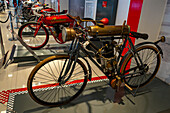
[124,83,133,91]
[110,75,122,89]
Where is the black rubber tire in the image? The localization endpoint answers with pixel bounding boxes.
[18,22,49,50]
[121,45,161,88]
[27,55,88,107]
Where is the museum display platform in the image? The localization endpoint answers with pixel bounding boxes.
[6,78,170,113]
[13,43,70,63]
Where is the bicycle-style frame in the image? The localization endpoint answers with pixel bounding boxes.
[33,13,75,44]
[58,33,144,85]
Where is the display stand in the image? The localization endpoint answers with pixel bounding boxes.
[13,43,69,63]
[8,11,17,41]
[14,7,19,29]
[3,45,16,69]
[1,11,41,68]
[13,33,41,63]
[124,77,152,105]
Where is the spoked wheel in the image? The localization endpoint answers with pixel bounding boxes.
[18,22,49,50]
[121,45,161,88]
[27,55,88,107]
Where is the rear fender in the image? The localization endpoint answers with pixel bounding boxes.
[118,42,163,73]
[134,42,163,57]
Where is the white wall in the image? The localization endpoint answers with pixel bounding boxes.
[44,0,68,12]
[157,0,170,84]
[137,0,167,42]
[115,0,130,25]
[115,0,167,41]
[137,0,168,84]
[60,0,69,12]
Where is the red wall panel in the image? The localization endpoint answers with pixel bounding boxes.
[127,0,144,44]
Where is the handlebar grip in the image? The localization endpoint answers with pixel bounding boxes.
[130,31,148,40]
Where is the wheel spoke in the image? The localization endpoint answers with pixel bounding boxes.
[19,23,48,49]
[123,46,160,88]
[28,56,88,106]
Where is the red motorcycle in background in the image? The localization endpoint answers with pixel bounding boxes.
[18,10,109,50]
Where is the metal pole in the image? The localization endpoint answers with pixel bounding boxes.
[15,34,41,62]
[8,11,17,41]
[14,7,19,29]
[0,26,5,56]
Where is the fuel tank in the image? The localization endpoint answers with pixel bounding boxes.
[87,25,130,36]
[43,15,74,25]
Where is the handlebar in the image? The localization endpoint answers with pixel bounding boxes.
[130,31,148,40]
[42,10,67,15]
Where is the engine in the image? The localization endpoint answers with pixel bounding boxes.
[96,40,119,74]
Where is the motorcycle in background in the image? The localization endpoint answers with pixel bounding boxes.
[22,1,55,20]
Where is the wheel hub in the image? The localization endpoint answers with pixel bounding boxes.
[143,64,149,72]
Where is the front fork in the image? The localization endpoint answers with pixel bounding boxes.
[34,16,44,37]
[34,22,42,37]
[58,39,79,84]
